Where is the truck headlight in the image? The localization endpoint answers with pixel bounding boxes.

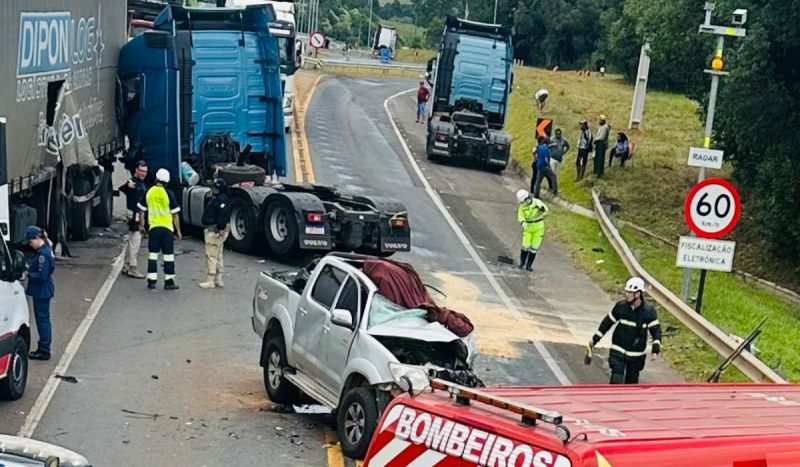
[388,363,430,395]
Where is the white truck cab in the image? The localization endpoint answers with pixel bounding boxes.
[0,232,30,400]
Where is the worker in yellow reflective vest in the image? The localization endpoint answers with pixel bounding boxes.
[516,189,548,271]
[138,168,183,290]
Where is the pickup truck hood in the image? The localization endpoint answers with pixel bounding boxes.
[367,317,460,342]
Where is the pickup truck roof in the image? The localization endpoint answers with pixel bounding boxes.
[365,383,800,466]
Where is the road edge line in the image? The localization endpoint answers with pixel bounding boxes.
[383,89,571,386]
[17,246,126,438]
[291,74,324,183]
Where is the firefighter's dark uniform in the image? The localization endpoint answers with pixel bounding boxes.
[593,299,661,384]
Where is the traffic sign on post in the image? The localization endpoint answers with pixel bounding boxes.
[535,118,552,138]
[688,146,724,169]
[676,236,736,272]
[684,178,741,239]
[309,31,326,49]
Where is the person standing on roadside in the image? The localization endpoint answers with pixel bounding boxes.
[548,128,570,175]
[199,179,231,289]
[119,160,148,279]
[24,226,55,361]
[576,119,593,181]
[588,277,662,384]
[139,168,182,290]
[533,135,557,198]
[416,81,430,123]
[516,190,548,272]
[593,114,610,177]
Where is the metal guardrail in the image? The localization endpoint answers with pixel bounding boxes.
[304,57,425,72]
[592,189,787,383]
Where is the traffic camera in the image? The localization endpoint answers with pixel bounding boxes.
[732,9,748,26]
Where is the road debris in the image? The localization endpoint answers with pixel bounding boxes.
[54,374,78,384]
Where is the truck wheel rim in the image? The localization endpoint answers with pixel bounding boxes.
[344,402,365,444]
[270,208,289,242]
[268,350,281,389]
[231,207,247,240]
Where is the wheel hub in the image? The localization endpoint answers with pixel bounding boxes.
[231,207,247,240]
[11,351,23,383]
[268,351,281,389]
[344,402,365,444]
[270,208,289,242]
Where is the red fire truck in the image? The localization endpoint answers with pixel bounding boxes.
[363,380,800,466]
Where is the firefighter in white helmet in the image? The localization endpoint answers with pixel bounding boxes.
[516,189,548,271]
[587,277,662,384]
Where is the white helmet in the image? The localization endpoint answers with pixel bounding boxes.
[624,277,646,293]
[156,168,170,184]
[516,189,530,203]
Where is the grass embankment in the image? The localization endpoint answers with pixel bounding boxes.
[505,67,799,381]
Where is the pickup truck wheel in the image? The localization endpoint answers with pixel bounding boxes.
[0,336,28,400]
[338,387,378,459]
[264,198,298,256]
[263,335,298,405]
[227,197,257,253]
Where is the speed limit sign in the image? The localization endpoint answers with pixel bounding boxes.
[684,178,741,239]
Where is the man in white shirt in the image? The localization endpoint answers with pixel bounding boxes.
[535,89,549,111]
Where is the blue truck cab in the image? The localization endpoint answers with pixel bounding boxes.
[117,3,411,258]
[425,16,514,172]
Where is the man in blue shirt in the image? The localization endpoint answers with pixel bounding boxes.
[533,135,558,198]
[24,226,55,361]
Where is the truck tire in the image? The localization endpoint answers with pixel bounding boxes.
[226,196,257,253]
[0,336,28,401]
[264,197,299,256]
[263,334,298,405]
[69,200,92,241]
[337,386,379,459]
[216,163,266,186]
[91,171,114,227]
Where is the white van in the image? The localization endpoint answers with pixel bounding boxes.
[0,234,30,400]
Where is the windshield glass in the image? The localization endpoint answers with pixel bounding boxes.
[276,35,295,75]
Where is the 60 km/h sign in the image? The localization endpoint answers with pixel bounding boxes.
[684,178,741,239]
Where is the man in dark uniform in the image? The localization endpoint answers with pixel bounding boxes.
[199,178,231,289]
[24,226,55,361]
[589,277,662,384]
[119,160,148,278]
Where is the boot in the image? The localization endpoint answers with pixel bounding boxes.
[519,250,528,270]
[147,280,157,290]
[164,280,180,290]
[526,252,537,271]
[199,275,216,289]
[214,274,225,288]
[127,267,146,279]
[121,265,129,276]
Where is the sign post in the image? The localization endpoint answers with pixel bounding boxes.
[678,177,741,313]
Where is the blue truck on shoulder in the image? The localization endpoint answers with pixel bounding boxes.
[425,16,514,172]
[117,3,410,256]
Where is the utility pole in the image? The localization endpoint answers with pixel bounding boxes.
[493,0,499,23]
[367,0,373,51]
[680,2,747,302]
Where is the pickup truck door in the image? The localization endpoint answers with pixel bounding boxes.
[292,264,347,377]
[316,276,367,393]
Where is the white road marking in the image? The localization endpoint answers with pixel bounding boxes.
[18,247,126,437]
[384,89,572,385]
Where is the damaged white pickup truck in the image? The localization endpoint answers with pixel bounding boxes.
[252,253,479,458]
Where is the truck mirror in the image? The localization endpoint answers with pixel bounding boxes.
[331,309,354,329]
[426,57,435,73]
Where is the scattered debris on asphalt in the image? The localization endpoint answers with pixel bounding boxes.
[54,374,78,384]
